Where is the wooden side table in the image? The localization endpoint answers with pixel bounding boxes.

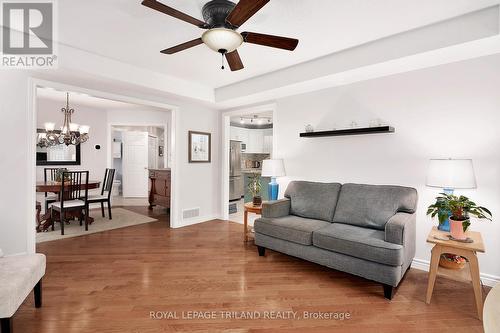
[425,226,485,320]
[244,202,262,242]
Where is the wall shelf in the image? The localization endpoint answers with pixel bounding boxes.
[299,126,395,138]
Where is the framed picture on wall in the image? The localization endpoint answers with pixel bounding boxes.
[188,131,211,163]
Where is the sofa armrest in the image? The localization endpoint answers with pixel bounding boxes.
[385,212,416,246]
[262,199,291,218]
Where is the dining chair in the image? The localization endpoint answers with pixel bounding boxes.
[50,171,89,235]
[87,168,115,220]
[43,168,60,212]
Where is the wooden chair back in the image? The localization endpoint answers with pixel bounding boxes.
[59,171,89,209]
[43,168,60,197]
[101,168,116,198]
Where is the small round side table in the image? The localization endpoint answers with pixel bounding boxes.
[244,202,262,242]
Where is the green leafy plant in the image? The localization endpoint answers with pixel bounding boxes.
[427,193,492,231]
[55,168,70,182]
[247,173,261,197]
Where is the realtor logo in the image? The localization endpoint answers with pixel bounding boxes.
[1,0,57,68]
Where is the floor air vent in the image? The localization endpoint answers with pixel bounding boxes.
[183,207,200,219]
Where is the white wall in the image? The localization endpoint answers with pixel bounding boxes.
[0,72,34,255]
[174,102,221,225]
[36,98,108,184]
[273,54,500,281]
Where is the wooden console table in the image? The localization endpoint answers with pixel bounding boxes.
[425,226,485,320]
[148,169,171,210]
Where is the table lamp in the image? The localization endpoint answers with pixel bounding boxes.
[426,158,477,231]
[262,159,286,201]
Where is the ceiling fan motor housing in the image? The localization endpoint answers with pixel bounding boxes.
[202,0,236,28]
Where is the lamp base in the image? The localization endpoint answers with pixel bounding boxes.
[268,177,279,201]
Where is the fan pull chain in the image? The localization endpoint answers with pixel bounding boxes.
[221,53,225,70]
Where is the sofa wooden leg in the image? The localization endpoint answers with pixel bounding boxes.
[257,246,266,257]
[1,317,12,333]
[383,284,395,300]
[34,278,42,308]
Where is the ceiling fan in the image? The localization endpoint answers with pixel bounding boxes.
[141,0,299,71]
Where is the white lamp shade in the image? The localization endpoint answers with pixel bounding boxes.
[69,123,79,132]
[262,159,286,177]
[202,28,243,53]
[426,158,477,189]
[79,125,90,134]
[44,122,55,131]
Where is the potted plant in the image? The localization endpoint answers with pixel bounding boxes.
[248,173,262,206]
[427,193,492,240]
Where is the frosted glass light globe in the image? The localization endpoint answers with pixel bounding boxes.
[202,28,243,53]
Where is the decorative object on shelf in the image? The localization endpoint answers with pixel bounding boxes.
[305,124,314,133]
[350,121,358,128]
[427,193,491,240]
[369,118,383,127]
[426,158,477,231]
[439,253,467,270]
[188,131,211,163]
[247,172,262,206]
[299,126,395,138]
[261,159,286,201]
[38,93,90,147]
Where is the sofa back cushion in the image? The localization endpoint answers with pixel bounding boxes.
[285,181,342,222]
[333,183,418,230]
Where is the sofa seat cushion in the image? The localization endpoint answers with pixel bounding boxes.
[333,183,418,230]
[313,223,404,266]
[284,181,342,222]
[254,216,331,246]
[0,254,46,318]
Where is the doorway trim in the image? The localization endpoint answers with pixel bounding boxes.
[220,103,277,221]
[28,78,181,253]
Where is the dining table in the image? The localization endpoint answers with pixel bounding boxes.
[36,180,101,232]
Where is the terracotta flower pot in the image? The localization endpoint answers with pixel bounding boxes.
[449,218,467,240]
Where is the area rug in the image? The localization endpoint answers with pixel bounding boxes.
[36,208,158,243]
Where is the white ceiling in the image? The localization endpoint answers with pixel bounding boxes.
[56,0,500,90]
[37,87,153,110]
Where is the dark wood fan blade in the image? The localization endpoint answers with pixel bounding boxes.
[142,0,208,28]
[225,50,244,71]
[160,38,203,54]
[241,32,298,51]
[226,0,269,28]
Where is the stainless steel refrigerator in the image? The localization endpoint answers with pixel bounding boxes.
[229,140,243,201]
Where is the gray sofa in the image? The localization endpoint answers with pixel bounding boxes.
[254,181,417,299]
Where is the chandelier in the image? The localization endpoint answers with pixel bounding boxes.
[37,93,90,147]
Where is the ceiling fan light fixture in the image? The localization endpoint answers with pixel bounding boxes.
[202,28,243,53]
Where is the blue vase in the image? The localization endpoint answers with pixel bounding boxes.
[438,187,453,232]
[438,218,450,232]
[268,177,279,201]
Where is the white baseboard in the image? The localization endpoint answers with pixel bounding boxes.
[411,258,500,287]
[172,215,220,229]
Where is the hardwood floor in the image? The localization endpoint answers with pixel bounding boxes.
[15,207,487,332]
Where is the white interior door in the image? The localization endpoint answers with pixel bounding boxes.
[148,135,158,169]
[122,131,149,197]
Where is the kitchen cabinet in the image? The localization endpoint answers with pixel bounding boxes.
[230,126,249,146]
[230,126,273,154]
